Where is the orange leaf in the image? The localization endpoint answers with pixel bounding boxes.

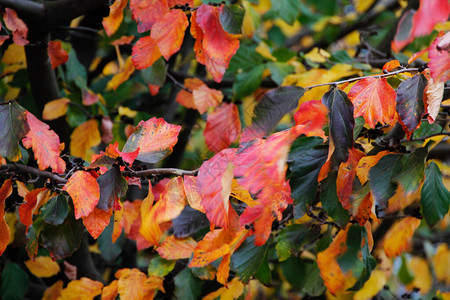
[294,100,328,138]
[348,77,397,128]
[356,151,391,184]
[189,230,231,267]
[22,111,66,174]
[70,119,101,162]
[101,280,118,300]
[317,225,350,295]
[122,200,141,235]
[42,98,70,121]
[59,277,103,300]
[204,103,241,153]
[3,8,28,46]
[191,5,240,82]
[63,171,100,219]
[110,36,135,46]
[336,148,365,210]
[25,256,60,278]
[197,149,235,228]
[384,217,421,258]
[107,56,136,90]
[148,84,160,96]
[112,201,124,243]
[130,0,169,33]
[353,191,375,226]
[382,60,400,72]
[19,187,51,231]
[175,78,205,109]
[47,41,68,69]
[116,268,164,300]
[102,0,128,36]
[123,117,181,164]
[192,84,224,114]
[82,207,113,239]
[217,253,231,285]
[183,175,205,212]
[156,235,197,259]
[151,9,189,60]
[131,36,162,70]
[42,280,63,300]
[0,179,12,256]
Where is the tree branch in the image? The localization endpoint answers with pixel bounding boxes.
[401,132,450,143]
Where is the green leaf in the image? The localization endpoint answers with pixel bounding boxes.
[227,45,264,74]
[393,146,428,194]
[98,217,125,262]
[302,261,326,296]
[40,209,84,260]
[289,144,328,217]
[322,87,354,164]
[233,64,265,99]
[398,255,414,284]
[96,166,128,210]
[0,261,29,300]
[231,235,271,283]
[337,225,363,274]
[172,206,210,238]
[148,256,176,277]
[369,154,403,213]
[140,58,166,87]
[353,116,365,140]
[174,268,202,300]
[280,257,325,294]
[421,162,450,227]
[272,48,297,62]
[412,120,442,139]
[244,86,305,140]
[255,258,271,285]
[320,171,350,228]
[270,0,301,25]
[276,223,321,261]
[66,50,88,91]
[41,195,69,225]
[0,101,28,161]
[267,62,294,86]
[220,5,245,34]
[288,136,324,161]
[396,74,427,137]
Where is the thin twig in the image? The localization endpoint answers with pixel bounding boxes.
[401,132,450,143]
[68,101,94,119]
[166,72,192,93]
[122,168,199,178]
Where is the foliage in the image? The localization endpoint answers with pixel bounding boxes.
[0,0,450,299]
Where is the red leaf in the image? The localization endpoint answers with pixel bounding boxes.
[104,141,139,165]
[429,33,450,82]
[192,84,223,114]
[102,0,128,36]
[294,100,328,138]
[63,171,100,219]
[412,0,449,37]
[47,41,68,69]
[131,36,162,70]
[122,117,181,163]
[175,78,205,109]
[130,0,169,33]
[3,8,29,46]
[151,10,189,60]
[336,148,365,210]
[148,84,160,96]
[82,90,99,106]
[204,103,241,153]
[168,0,193,6]
[82,207,113,239]
[22,112,66,174]
[0,180,12,256]
[191,5,240,82]
[197,149,236,228]
[348,77,397,128]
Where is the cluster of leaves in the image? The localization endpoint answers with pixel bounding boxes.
[0,0,450,299]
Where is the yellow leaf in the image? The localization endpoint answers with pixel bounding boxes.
[354,0,375,13]
[230,179,258,207]
[203,277,244,300]
[42,98,70,120]
[437,290,450,300]
[433,243,450,285]
[383,217,421,258]
[42,280,63,300]
[70,119,101,162]
[5,212,15,245]
[354,270,387,300]
[116,268,164,300]
[255,42,276,61]
[407,257,432,294]
[118,106,138,118]
[106,56,135,90]
[25,256,60,278]
[59,277,103,300]
[1,43,26,74]
[304,47,331,63]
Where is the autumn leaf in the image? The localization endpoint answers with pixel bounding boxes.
[22,112,66,174]
[96,166,128,210]
[3,8,29,46]
[0,101,28,161]
[382,60,400,72]
[356,151,391,185]
[384,217,421,258]
[191,5,240,82]
[82,207,112,239]
[348,77,397,128]
[429,32,450,83]
[131,36,162,70]
[433,243,450,285]
[336,148,365,210]
[156,235,197,260]
[424,75,445,124]
[101,280,118,300]
[107,56,136,90]
[294,100,328,138]
[204,102,241,153]
[122,117,181,163]
[42,98,70,121]
[230,179,259,207]
[70,119,101,162]
[353,270,387,300]
[0,179,12,256]
[192,84,224,114]
[103,0,128,36]
[63,171,100,219]
[203,277,244,300]
[24,256,60,278]
[151,9,189,60]
[396,74,427,139]
[59,277,103,300]
[116,268,164,300]
[42,280,63,300]
[130,0,169,33]
[18,187,51,231]
[175,78,204,109]
[197,148,235,228]
[183,175,205,212]
[47,40,68,69]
